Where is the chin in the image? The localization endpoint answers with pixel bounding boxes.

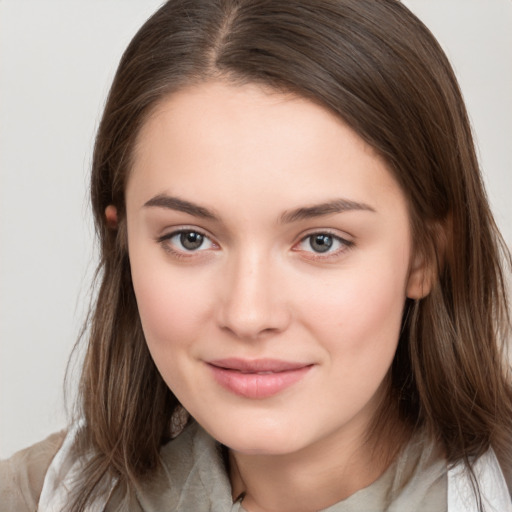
[209,424,306,456]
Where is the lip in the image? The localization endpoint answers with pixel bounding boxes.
[207,358,313,399]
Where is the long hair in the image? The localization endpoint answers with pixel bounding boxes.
[70,0,512,509]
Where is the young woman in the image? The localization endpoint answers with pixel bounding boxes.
[2,1,511,511]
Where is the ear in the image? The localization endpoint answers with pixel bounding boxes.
[406,250,434,299]
[105,205,118,229]
[406,220,447,300]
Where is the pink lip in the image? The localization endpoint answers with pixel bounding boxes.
[207,358,313,399]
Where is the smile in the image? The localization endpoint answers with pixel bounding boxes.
[207,358,313,399]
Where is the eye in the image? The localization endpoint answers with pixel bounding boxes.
[159,229,215,253]
[296,232,352,255]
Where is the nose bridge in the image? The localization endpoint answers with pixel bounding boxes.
[218,243,289,339]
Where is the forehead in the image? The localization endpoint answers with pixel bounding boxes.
[127,81,407,220]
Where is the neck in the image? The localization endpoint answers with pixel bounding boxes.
[229,403,410,512]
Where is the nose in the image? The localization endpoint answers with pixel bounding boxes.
[217,249,291,340]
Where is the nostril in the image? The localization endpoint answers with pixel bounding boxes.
[218,310,290,340]
[215,262,291,338]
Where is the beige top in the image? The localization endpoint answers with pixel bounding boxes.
[1,422,447,512]
[0,431,65,511]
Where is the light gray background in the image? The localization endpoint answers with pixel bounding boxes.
[1,0,511,458]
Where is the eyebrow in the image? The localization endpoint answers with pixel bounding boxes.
[143,194,219,220]
[143,194,375,223]
[280,198,375,223]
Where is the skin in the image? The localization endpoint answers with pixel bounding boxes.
[123,81,430,512]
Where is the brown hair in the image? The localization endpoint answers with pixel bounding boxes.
[70,0,512,509]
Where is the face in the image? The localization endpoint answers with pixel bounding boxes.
[125,81,426,456]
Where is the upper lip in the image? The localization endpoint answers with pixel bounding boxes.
[207,358,312,373]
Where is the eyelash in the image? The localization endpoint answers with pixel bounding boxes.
[294,231,354,260]
[156,229,354,261]
[156,228,217,259]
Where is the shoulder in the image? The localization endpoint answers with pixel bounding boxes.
[0,431,66,512]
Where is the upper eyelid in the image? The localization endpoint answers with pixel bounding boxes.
[156,228,218,251]
[157,226,214,241]
[296,228,353,243]
[297,233,351,248]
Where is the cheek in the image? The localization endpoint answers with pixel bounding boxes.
[300,266,407,421]
[130,264,216,402]
[130,259,212,353]
[300,251,409,364]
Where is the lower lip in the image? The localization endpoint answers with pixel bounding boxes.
[207,364,312,399]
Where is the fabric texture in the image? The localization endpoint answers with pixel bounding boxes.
[448,448,512,512]
[1,421,510,512]
[0,431,65,512]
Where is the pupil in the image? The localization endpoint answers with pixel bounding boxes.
[310,234,333,253]
[180,232,204,250]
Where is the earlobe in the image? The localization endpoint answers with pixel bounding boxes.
[105,205,118,229]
